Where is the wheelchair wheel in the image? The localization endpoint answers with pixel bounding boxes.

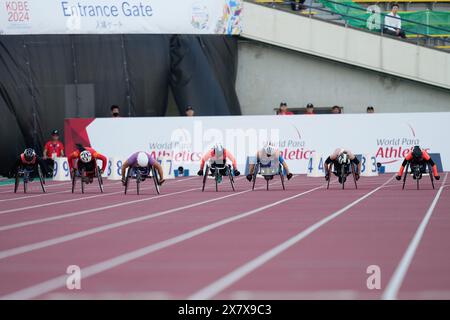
[136,169,141,195]
[38,167,46,193]
[14,173,20,193]
[202,165,208,192]
[215,168,219,192]
[96,166,104,193]
[429,164,435,190]
[124,168,130,195]
[351,164,358,190]
[152,166,160,195]
[71,171,76,193]
[23,172,28,194]
[402,163,409,190]
[228,165,235,191]
[81,168,85,194]
[280,165,285,191]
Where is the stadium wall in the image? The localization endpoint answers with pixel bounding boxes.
[236,40,450,114]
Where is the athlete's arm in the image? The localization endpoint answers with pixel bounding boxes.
[423,151,439,178]
[95,153,107,172]
[324,156,333,178]
[225,149,238,170]
[397,152,412,178]
[121,160,130,182]
[153,161,165,185]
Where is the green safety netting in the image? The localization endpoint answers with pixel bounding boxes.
[318,0,450,36]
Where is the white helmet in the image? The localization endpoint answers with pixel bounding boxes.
[338,152,349,165]
[213,143,224,157]
[137,152,149,167]
[263,141,276,157]
[79,150,92,163]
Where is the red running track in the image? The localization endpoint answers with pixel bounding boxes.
[0,173,449,300]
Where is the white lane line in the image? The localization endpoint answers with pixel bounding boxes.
[188,175,395,300]
[0,182,124,203]
[0,181,71,193]
[0,177,234,231]
[0,181,323,300]
[382,172,448,300]
[0,176,260,259]
[0,177,197,215]
[0,187,199,232]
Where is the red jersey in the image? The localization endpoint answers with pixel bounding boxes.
[44,141,64,157]
[68,147,107,172]
[200,148,237,170]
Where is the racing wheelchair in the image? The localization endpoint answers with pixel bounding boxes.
[251,161,285,191]
[124,166,161,195]
[202,162,235,192]
[402,162,435,190]
[14,166,46,193]
[327,161,358,190]
[71,163,104,194]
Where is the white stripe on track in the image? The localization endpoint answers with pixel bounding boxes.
[0,182,124,203]
[188,175,395,300]
[0,177,228,231]
[0,180,322,300]
[0,182,71,193]
[0,176,255,258]
[382,172,448,300]
[0,177,197,215]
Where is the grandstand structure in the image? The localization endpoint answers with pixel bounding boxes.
[254,0,450,50]
[234,0,450,115]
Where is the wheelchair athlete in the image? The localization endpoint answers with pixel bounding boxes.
[121,151,165,186]
[395,145,440,181]
[197,144,240,183]
[8,148,49,181]
[324,148,361,184]
[246,142,293,182]
[68,145,107,184]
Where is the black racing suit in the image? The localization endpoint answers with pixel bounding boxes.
[325,156,360,177]
[9,154,49,179]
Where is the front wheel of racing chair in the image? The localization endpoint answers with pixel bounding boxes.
[279,164,285,191]
[341,166,347,190]
[95,166,104,193]
[151,166,161,195]
[227,165,235,191]
[14,171,20,193]
[428,163,435,190]
[37,166,46,193]
[214,167,219,192]
[402,163,410,190]
[136,169,142,195]
[202,164,209,192]
[80,168,86,194]
[351,163,358,190]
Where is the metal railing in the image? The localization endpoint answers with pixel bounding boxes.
[250,0,450,50]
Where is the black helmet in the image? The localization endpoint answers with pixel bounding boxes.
[412,146,422,160]
[24,148,36,162]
